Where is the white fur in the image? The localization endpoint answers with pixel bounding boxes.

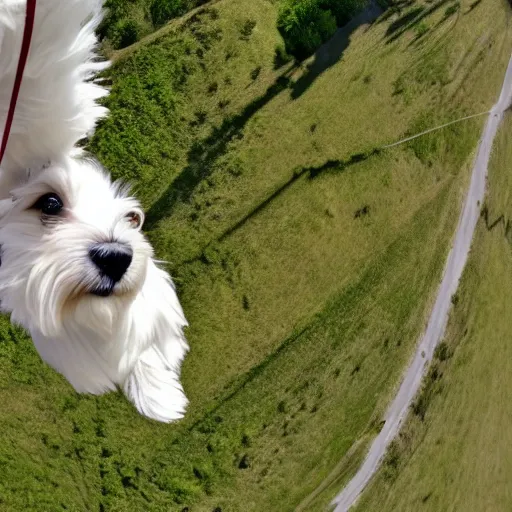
[0,0,189,422]
[0,0,108,178]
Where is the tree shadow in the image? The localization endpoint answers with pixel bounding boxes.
[179,148,381,266]
[480,206,512,247]
[307,148,381,178]
[187,324,311,434]
[144,2,391,228]
[144,65,297,229]
[385,6,425,37]
[481,206,509,232]
[290,0,383,100]
[385,0,453,44]
[377,0,416,24]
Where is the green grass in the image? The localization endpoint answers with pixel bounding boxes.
[97,0,210,51]
[98,0,369,55]
[353,110,512,512]
[1,0,511,510]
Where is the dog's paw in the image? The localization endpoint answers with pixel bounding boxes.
[123,345,188,423]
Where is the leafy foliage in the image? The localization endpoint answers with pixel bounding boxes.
[277,0,337,60]
[150,0,188,27]
[277,0,367,60]
[89,37,192,206]
[97,0,208,50]
[320,0,368,25]
[96,0,149,49]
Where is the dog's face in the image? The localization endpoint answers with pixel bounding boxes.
[0,158,153,337]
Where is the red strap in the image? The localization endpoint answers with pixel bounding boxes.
[0,0,37,165]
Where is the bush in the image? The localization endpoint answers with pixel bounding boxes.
[444,1,460,17]
[434,341,451,362]
[96,0,151,49]
[87,38,187,206]
[97,0,131,42]
[274,43,293,68]
[150,0,188,27]
[97,0,211,49]
[239,19,257,40]
[319,0,368,25]
[110,19,141,48]
[383,440,401,481]
[412,391,429,420]
[414,21,429,39]
[277,0,337,60]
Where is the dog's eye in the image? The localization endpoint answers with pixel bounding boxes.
[126,211,143,229]
[32,193,63,215]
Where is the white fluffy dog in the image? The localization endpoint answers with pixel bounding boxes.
[0,0,189,422]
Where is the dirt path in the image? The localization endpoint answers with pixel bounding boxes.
[331,53,512,512]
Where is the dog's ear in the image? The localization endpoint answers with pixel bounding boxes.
[123,345,189,423]
[0,0,109,172]
[122,260,189,422]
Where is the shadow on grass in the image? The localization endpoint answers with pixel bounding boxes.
[465,0,482,13]
[385,0,454,44]
[187,213,416,435]
[144,1,388,229]
[385,6,425,37]
[481,206,512,241]
[144,65,297,229]
[180,148,381,266]
[290,1,383,100]
[377,0,416,24]
[187,324,311,433]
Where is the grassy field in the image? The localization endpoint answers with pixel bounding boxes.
[0,0,510,510]
[353,111,512,512]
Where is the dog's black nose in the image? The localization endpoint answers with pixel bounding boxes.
[89,242,133,283]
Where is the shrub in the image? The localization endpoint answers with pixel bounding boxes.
[110,19,141,48]
[238,454,250,469]
[434,341,451,361]
[239,19,257,40]
[392,75,406,96]
[97,0,131,41]
[250,66,262,81]
[97,0,209,49]
[384,440,400,470]
[414,21,429,39]
[277,0,337,60]
[319,0,368,26]
[150,0,188,27]
[274,43,293,68]
[412,391,429,420]
[444,1,460,17]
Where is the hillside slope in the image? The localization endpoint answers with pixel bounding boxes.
[353,110,512,512]
[0,0,510,510]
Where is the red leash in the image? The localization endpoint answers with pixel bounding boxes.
[0,0,37,165]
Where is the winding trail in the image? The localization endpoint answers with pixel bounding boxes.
[331,54,512,512]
